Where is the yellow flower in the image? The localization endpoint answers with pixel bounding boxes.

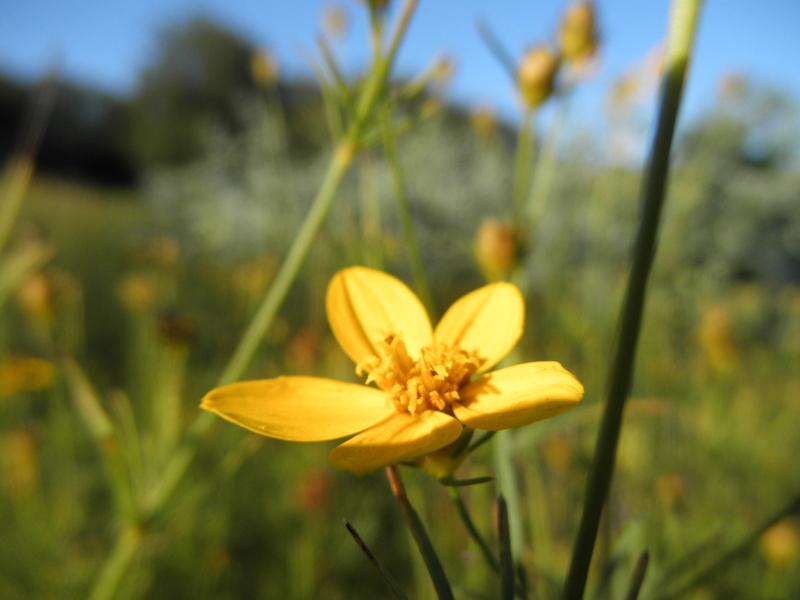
[201,267,583,475]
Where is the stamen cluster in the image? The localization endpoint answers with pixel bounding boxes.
[357,333,482,415]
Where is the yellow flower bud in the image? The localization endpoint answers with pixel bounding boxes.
[323,3,349,40]
[470,105,497,140]
[559,1,599,64]
[474,218,521,282]
[251,49,280,89]
[518,45,560,109]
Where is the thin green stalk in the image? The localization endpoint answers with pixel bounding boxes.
[387,466,454,600]
[0,73,58,255]
[448,486,499,572]
[476,18,518,82]
[345,519,410,600]
[561,1,704,599]
[623,550,649,600]
[513,108,536,223]
[526,95,570,225]
[498,496,515,600]
[88,526,142,600]
[381,106,436,318]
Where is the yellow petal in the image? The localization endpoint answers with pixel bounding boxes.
[434,282,523,372]
[201,377,393,441]
[328,410,463,475]
[326,267,433,364]
[452,362,583,430]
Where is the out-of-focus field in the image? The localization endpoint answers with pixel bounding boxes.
[1,7,800,598]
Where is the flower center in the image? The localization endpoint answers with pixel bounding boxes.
[356,332,482,415]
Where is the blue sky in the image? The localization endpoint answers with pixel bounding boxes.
[1,0,799,134]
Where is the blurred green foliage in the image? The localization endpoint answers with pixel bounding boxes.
[1,12,800,600]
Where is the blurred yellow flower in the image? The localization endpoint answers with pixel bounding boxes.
[470,105,498,140]
[251,49,280,88]
[518,45,560,109]
[0,356,56,400]
[322,3,349,40]
[559,1,599,65]
[760,518,799,569]
[202,267,583,475]
[474,218,521,282]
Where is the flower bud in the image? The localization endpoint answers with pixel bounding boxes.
[474,219,521,282]
[251,49,280,89]
[323,3,349,40]
[517,45,560,109]
[470,105,497,140]
[559,1,599,64]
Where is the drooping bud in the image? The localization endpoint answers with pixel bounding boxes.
[559,1,599,64]
[517,45,560,109]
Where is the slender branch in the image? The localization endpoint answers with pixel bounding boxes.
[623,550,650,600]
[448,486,499,572]
[561,1,704,598]
[381,106,436,318]
[386,466,455,600]
[344,519,410,600]
[476,18,518,82]
[498,496,515,600]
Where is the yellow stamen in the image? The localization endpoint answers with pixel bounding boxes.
[356,332,482,415]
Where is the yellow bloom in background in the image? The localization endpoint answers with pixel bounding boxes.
[517,45,560,109]
[202,267,583,475]
[0,356,56,400]
[559,1,599,65]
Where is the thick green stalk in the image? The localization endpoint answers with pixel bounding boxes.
[387,466,454,600]
[381,106,436,319]
[561,1,704,599]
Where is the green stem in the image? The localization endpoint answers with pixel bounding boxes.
[526,94,570,225]
[88,526,142,600]
[561,1,704,599]
[448,486,499,572]
[623,550,650,600]
[387,466,454,600]
[493,429,525,568]
[345,519,410,600]
[498,496,516,600]
[0,158,34,256]
[513,109,535,223]
[381,106,436,319]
